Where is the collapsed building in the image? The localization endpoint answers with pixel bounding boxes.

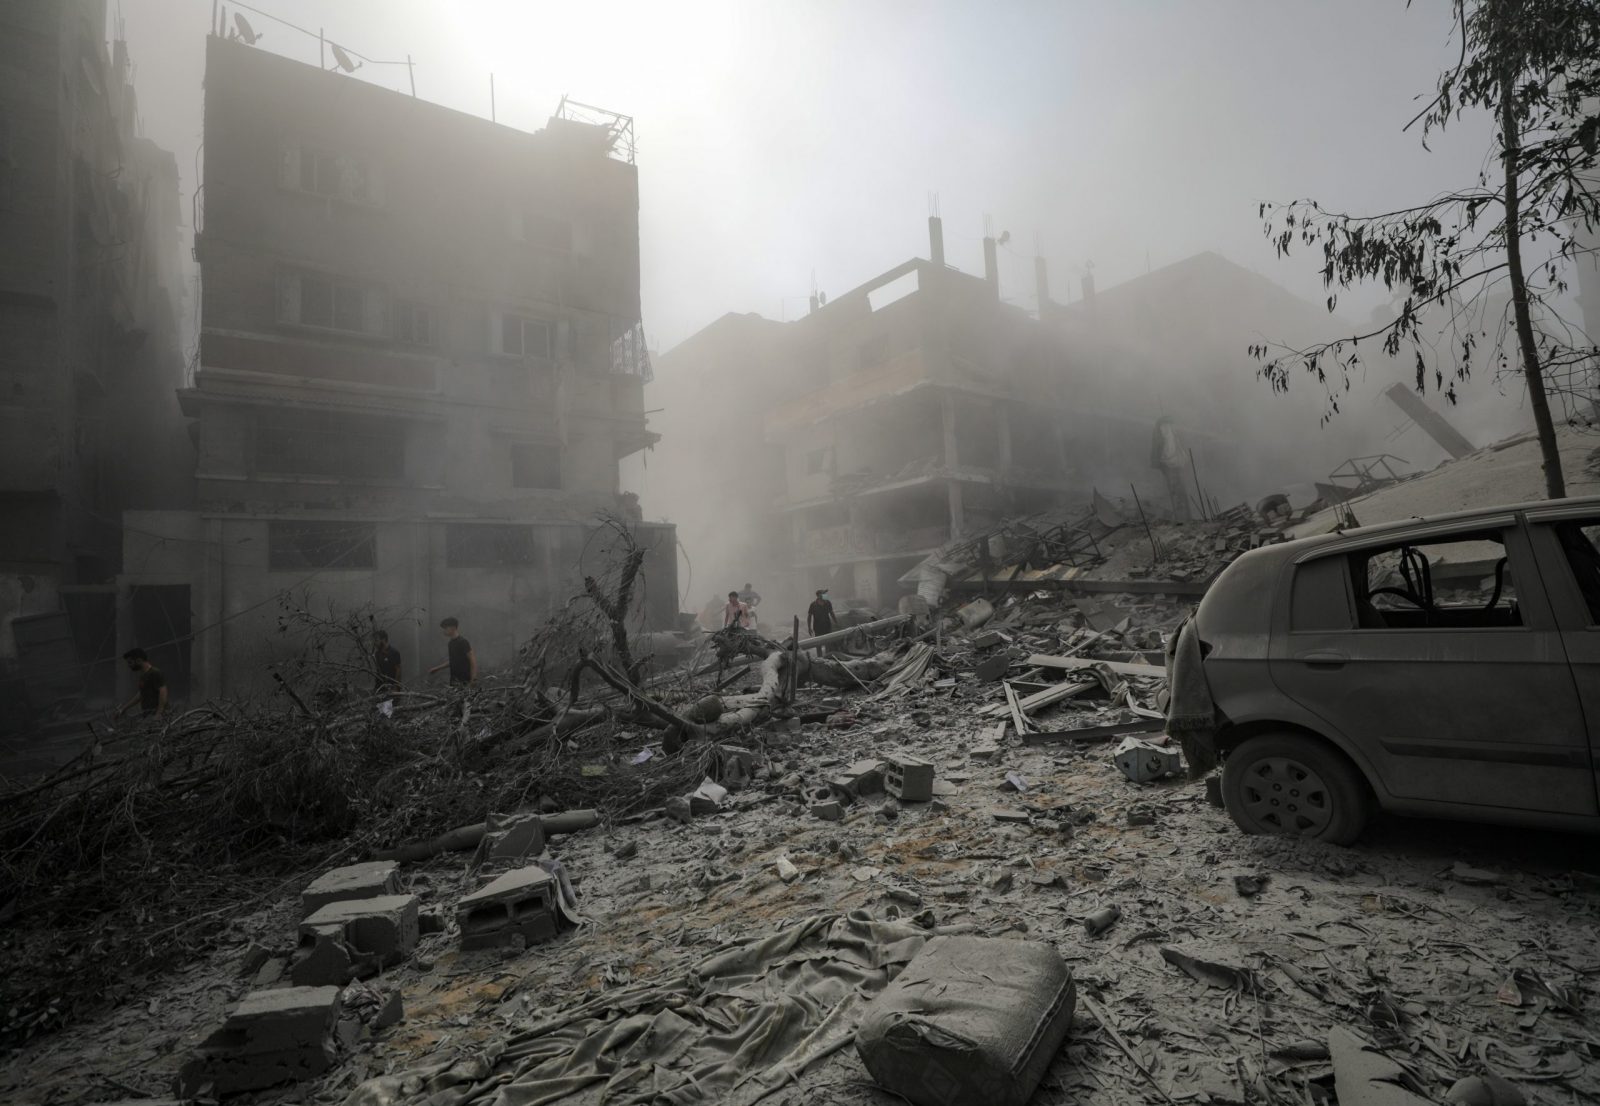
[649,224,1489,617]
[119,34,675,698]
[0,0,192,721]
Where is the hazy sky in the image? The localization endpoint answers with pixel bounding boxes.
[118,0,1496,351]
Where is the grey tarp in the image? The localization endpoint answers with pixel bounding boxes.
[344,910,943,1106]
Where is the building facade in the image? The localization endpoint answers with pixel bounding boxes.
[0,0,191,716]
[123,35,673,699]
[766,232,1078,605]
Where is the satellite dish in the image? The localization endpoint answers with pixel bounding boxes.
[330,43,361,72]
[233,12,258,43]
[997,230,1011,246]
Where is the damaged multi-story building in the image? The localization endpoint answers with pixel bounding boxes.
[0,0,192,722]
[123,33,673,699]
[654,219,1080,611]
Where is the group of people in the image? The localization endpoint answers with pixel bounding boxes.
[370,617,478,691]
[114,617,480,722]
[719,583,838,638]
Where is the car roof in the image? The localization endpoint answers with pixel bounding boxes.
[1262,493,1600,564]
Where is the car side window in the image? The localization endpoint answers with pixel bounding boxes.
[1347,530,1522,630]
[1552,521,1600,625]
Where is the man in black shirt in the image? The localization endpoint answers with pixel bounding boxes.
[373,630,402,690]
[428,617,477,686]
[807,589,835,637]
[116,647,167,719]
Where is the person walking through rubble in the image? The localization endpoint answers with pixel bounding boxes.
[807,588,835,638]
[738,582,762,610]
[373,629,402,691]
[427,617,476,686]
[723,591,752,630]
[115,647,167,720]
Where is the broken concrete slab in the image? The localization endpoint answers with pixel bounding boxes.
[300,861,400,918]
[175,985,342,1097]
[457,866,561,952]
[884,756,934,802]
[299,894,419,970]
[973,653,1011,682]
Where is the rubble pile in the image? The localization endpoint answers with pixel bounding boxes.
[3,574,1598,1106]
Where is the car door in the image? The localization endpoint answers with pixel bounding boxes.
[1522,506,1600,812]
[1269,515,1595,816]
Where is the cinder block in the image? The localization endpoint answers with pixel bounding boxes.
[299,894,418,968]
[175,986,341,1097]
[300,861,400,918]
[828,759,883,800]
[884,756,935,802]
[457,866,560,951]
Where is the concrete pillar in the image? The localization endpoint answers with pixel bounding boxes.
[941,393,965,538]
[997,403,1013,470]
[928,216,945,268]
[947,480,966,540]
[983,237,999,298]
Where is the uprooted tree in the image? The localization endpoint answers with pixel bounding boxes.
[1252,0,1600,498]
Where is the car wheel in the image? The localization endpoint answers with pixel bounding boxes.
[1221,734,1370,845]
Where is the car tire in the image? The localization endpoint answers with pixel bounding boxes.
[1221,734,1370,845]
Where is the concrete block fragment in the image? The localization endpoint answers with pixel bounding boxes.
[457,866,561,952]
[299,894,419,969]
[174,986,341,1097]
[290,933,353,987]
[884,756,935,802]
[810,799,844,821]
[828,759,883,800]
[300,861,401,918]
[471,811,547,868]
[1113,737,1182,783]
[713,745,756,789]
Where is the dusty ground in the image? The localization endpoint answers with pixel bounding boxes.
[6,671,1598,1106]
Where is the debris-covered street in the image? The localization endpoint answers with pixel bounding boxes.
[5,578,1600,1105]
[5,1,1600,1103]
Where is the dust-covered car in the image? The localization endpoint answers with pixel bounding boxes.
[1168,496,1600,844]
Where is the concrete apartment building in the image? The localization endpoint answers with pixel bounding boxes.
[123,34,672,699]
[766,219,1077,605]
[0,0,191,719]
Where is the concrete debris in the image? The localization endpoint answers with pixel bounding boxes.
[457,866,563,952]
[884,756,935,802]
[10,519,1600,1106]
[300,894,418,968]
[175,986,342,1097]
[471,813,546,869]
[300,861,402,918]
[1113,736,1183,782]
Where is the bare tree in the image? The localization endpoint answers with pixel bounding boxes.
[1254,0,1600,498]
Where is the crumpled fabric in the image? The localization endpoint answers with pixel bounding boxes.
[343,910,940,1106]
[1164,615,1219,776]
